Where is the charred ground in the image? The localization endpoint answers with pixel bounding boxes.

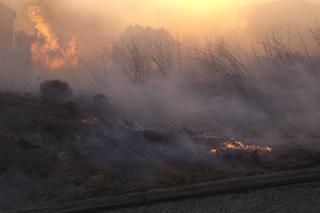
[1,80,320,211]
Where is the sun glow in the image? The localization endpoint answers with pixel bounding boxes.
[169,0,231,12]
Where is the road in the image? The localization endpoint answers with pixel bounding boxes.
[107,181,320,213]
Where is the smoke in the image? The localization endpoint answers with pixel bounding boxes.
[0,0,319,144]
[2,0,320,210]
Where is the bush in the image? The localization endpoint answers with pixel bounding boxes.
[40,80,73,104]
[93,93,108,105]
[112,25,176,81]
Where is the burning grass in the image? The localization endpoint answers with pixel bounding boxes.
[1,80,320,211]
[211,140,272,155]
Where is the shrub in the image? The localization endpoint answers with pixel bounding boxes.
[197,38,248,93]
[93,93,108,105]
[40,80,73,104]
[112,25,176,81]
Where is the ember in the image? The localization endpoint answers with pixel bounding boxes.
[210,148,218,154]
[211,140,272,155]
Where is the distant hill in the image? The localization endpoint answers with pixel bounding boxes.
[239,0,320,31]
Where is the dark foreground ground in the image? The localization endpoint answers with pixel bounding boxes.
[108,181,320,213]
[3,80,320,211]
[21,167,320,213]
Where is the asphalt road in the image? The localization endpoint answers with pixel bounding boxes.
[107,181,320,213]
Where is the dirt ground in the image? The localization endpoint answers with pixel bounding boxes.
[107,181,320,213]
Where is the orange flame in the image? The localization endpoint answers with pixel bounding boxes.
[28,5,79,70]
[222,141,272,153]
[211,140,272,155]
[210,148,218,154]
[193,133,272,155]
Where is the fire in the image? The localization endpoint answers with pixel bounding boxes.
[28,5,79,70]
[193,132,272,155]
[222,141,272,153]
[212,140,273,155]
[210,148,218,154]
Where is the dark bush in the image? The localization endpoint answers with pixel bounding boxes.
[93,93,108,105]
[40,80,73,104]
[62,101,81,118]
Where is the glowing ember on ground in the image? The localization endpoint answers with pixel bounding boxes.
[211,140,273,155]
[28,5,79,70]
[210,148,218,154]
[194,132,272,155]
[223,140,272,152]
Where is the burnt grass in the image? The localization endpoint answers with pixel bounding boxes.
[1,81,320,210]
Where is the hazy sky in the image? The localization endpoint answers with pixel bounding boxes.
[1,0,320,36]
[0,1,268,33]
